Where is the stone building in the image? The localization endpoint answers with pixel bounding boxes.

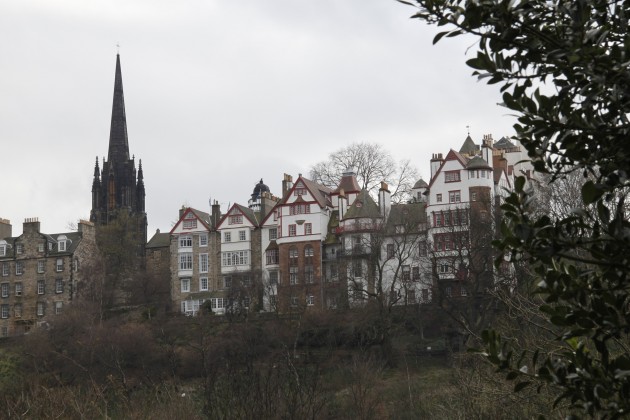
[90,53,147,251]
[0,218,98,337]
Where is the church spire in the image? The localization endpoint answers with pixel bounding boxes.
[107,53,130,163]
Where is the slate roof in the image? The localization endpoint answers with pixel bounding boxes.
[0,231,84,258]
[413,178,428,189]
[459,135,479,155]
[494,136,516,149]
[299,177,334,208]
[343,190,380,220]
[146,231,170,249]
[466,155,492,170]
[333,172,361,194]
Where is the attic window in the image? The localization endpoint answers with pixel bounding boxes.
[229,215,243,225]
[185,212,195,219]
[57,235,69,252]
[445,171,461,183]
[294,188,307,196]
[356,202,363,208]
[183,219,197,229]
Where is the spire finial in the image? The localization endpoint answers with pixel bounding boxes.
[466,125,470,136]
[116,42,120,55]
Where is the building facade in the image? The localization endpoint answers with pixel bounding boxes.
[0,219,98,337]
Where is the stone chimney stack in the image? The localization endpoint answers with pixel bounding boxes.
[482,134,494,168]
[211,200,222,228]
[378,182,391,218]
[430,153,444,181]
[0,218,11,239]
[282,173,293,199]
[78,219,96,240]
[23,217,41,235]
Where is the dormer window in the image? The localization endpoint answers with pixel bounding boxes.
[183,213,197,229]
[57,235,68,252]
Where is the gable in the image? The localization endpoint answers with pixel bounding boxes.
[216,203,258,229]
[170,207,213,234]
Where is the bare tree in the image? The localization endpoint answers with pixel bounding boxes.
[310,142,420,203]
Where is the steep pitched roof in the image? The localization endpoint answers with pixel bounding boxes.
[294,176,333,208]
[343,190,380,220]
[333,172,361,194]
[459,135,478,155]
[217,203,259,228]
[107,54,130,164]
[494,136,516,149]
[413,178,428,189]
[170,207,214,233]
[466,155,492,170]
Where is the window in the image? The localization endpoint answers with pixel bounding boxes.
[289,247,298,265]
[304,223,312,235]
[438,263,451,274]
[445,286,452,297]
[181,278,190,293]
[290,296,299,307]
[402,265,411,281]
[307,295,315,306]
[239,230,246,241]
[436,194,442,203]
[36,302,44,317]
[0,244,5,257]
[14,303,22,318]
[229,215,243,225]
[55,301,63,315]
[16,244,23,254]
[445,170,461,182]
[449,190,461,203]
[37,260,45,273]
[58,240,66,252]
[434,212,443,227]
[305,265,314,283]
[222,250,250,266]
[200,277,209,291]
[179,253,193,270]
[471,192,477,201]
[211,298,226,310]
[481,170,487,178]
[422,289,429,302]
[304,245,314,258]
[1,263,8,276]
[412,266,420,280]
[290,204,310,215]
[0,326,7,338]
[353,260,363,277]
[289,267,298,285]
[37,280,46,295]
[16,262,23,275]
[269,228,277,240]
[14,283,22,296]
[269,271,279,285]
[224,232,231,243]
[242,276,251,287]
[199,254,209,273]
[181,299,205,316]
[55,279,64,294]
[1,304,8,319]
[419,242,427,256]
[266,249,279,265]
[223,276,232,289]
[1,283,8,298]
[460,286,468,297]
[294,188,307,196]
[288,224,297,236]
[199,234,208,247]
[179,235,193,248]
[38,243,44,253]
[407,290,416,304]
[183,219,197,229]
[56,259,64,272]
[386,244,395,259]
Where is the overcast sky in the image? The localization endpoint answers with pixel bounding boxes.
[1,0,516,238]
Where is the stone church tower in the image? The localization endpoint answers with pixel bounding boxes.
[90,54,147,249]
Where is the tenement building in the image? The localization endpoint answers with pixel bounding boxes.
[0,219,97,337]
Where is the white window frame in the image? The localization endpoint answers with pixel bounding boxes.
[16,244,23,254]
[266,249,279,265]
[37,302,45,317]
[0,245,5,257]
[14,283,22,296]
[37,280,45,295]
[1,263,8,276]
[199,234,208,247]
[305,223,312,235]
[288,224,296,237]
[200,277,209,291]
[1,304,8,319]
[1,283,8,298]
[181,278,191,293]
[179,253,193,271]
[269,228,277,241]
[58,241,66,252]
[239,230,246,241]
[199,253,209,273]
[37,260,45,273]
[55,279,64,294]
[221,250,250,267]
[56,258,64,272]
[179,235,193,248]
[16,261,23,275]
[269,270,278,285]
[55,301,63,315]
[224,232,232,243]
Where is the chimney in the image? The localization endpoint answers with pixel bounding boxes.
[78,219,96,240]
[338,189,347,220]
[482,134,494,168]
[430,153,444,181]
[23,217,41,234]
[211,200,222,228]
[179,205,187,220]
[0,218,11,239]
[378,182,391,218]
[282,173,293,198]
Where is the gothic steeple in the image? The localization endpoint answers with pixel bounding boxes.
[108,53,130,163]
